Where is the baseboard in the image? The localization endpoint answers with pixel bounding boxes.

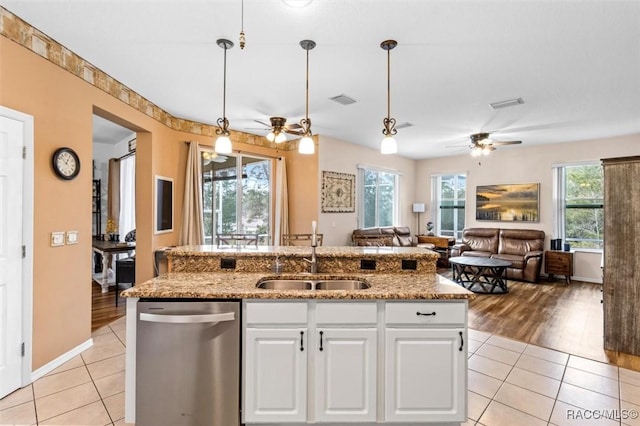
[541,273,602,285]
[30,338,94,382]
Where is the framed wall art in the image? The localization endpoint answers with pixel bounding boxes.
[321,171,356,213]
[476,182,539,222]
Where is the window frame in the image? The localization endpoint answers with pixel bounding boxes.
[357,165,400,228]
[553,161,603,251]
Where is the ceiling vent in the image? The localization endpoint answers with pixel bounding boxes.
[329,94,357,105]
[489,97,524,110]
[396,122,413,129]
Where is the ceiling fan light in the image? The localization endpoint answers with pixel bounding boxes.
[381,135,398,154]
[470,146,482,157]
[482,146,492,155]
[275,132,287,143]
[298,136,315,154]
[215,135,232,154]
[266,131,275,142]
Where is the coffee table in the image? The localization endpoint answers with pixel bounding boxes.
[449,256,512,294]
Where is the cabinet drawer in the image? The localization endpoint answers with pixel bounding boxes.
[546,257,570,268]
[245,302,307,324]
[316,302,377,325]
[385,302,466,326]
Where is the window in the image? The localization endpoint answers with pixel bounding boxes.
[432,174,466,240]
[201,151,272,244]
[358,167,399,228]
[555,163,603,249]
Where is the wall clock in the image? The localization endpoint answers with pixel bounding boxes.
[52,147,80,180]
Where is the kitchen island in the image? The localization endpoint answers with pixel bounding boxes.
[123,245,474,425]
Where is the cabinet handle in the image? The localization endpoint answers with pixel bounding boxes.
[300,331,304,352]
[416,311,436,316]
[459,331,464,351]
[319,330,324,351]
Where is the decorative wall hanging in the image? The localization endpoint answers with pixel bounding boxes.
[321,171,355,213]
[476,182,539,222]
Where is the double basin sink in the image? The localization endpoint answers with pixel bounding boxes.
[257,278,370,291]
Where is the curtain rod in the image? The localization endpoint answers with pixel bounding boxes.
[184,141,283,160]
[115,150,135,161]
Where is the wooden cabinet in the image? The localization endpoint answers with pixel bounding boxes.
[545,250,573,284]
[416,235,454,267]
[384,302,467,423]
[603,156,640,356]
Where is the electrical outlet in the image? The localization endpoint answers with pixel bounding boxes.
[66,231,79,245]
[51,232,65,247]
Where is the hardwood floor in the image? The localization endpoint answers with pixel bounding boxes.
[91,273,640,371]
[438,268,640,371]
[91,280,126,331]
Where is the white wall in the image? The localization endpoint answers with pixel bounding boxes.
[318,135,417,246]
[415,133,640,283]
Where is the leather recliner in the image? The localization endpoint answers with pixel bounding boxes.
[352,226,413,247]
[451,228,544,282]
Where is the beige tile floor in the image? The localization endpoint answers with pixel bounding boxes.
[2,318,640,426]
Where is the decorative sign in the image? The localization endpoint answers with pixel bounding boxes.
[476,182,540,222]
[321,171,355,213]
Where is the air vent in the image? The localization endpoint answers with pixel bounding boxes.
[489,97,524,110]
[396,122,414,129]
[329,94,357,105]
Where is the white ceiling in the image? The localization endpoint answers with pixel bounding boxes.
[3,0,639,159]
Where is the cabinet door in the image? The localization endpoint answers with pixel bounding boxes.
[385,328,466,423]
[315,328,377,422]
[244,328,307,423]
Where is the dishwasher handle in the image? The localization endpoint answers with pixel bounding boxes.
[139,311,235,324]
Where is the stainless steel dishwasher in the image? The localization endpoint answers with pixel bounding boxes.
[136,299,240,426]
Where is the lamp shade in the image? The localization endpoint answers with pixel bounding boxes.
[412,203,425,213]
[298,136,315,154]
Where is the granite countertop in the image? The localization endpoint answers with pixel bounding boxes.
[167,245,439,259]
[123,271,475,300]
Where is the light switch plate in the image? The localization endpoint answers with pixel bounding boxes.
[51,232,65,247]
[66,231,79,245]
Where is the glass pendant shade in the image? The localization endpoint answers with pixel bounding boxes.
[380,135,398,154]
[275,132,287,143]
[215,135,232,154]
[298,136,315,154]
[266,131,275,142]
[470,146,482,157]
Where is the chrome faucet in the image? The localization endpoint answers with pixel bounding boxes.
[303,221,319,273]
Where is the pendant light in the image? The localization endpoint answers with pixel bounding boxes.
[380,39,398,155]
[214,38,234,154]
[298,39,316,155]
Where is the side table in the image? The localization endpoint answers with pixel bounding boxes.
[545,250,573,284]
[416,235,455,267]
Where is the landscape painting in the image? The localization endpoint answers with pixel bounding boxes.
[476,183,539,222]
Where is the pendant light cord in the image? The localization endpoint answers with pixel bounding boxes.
[386,47,391,120]
[222,44,227,119]
[305,46,310,123]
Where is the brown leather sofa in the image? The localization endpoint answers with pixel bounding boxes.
[352,226,413,247]
[451,228,545,282]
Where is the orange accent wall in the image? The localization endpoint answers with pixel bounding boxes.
[1,36,316,370]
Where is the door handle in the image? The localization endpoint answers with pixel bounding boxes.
[459,331,464,351]
[300,331,304,352]
[319,330,324,351]
[139,311,235,324]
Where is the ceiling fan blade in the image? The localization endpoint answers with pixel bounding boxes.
[253,119,271,127]
[285,123,303,130]
[490,140,522,146]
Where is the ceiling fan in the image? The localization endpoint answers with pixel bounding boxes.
[250,117,304,143]
[469,132,522,156]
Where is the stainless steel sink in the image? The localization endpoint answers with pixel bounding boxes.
[256,280,314,290]
[256,278,370,290]
[314,280,370,290]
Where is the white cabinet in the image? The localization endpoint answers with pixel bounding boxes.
[385,302,467,423]
[244,328,307,423]
[244,302,308,423]
[244,300,468,424]
[315,328,377,422]
[314,301,378,422]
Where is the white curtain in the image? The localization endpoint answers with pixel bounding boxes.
[274,157,289,246]
[179,141,204,245]
[118,155,136,239]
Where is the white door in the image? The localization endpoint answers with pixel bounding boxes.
[244,328,307,423]
[0,115,25,398]
[385,328,466,423]
[315,328,377,422]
